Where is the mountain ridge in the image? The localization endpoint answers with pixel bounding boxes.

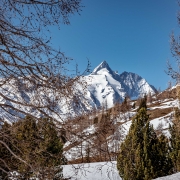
[83,61,157,108]
[0,61,157,122]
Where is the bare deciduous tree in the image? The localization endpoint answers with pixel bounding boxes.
[0,1,126,179]
[0,0,95,179]
[166,3,180,80]
[0,0,90,122]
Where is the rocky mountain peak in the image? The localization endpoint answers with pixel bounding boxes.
[84,61,157,108]
[91,60,113,75]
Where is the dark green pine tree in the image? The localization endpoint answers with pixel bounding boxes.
[143,123,162,179]
[117,108,149,180]
[142,125,173,179]
[0,116,66,180]
[37,118,67,180]
[117,107,173,180]
[156,134,173,177]
[137,95,147,111]
[169,107,180,172]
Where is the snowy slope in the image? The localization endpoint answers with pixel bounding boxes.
[0,77,93,122]
[64,96,178,163]
[63,161,121,180]
[63,88,179,180]
[83,61,156,108]
[63,161,180,180]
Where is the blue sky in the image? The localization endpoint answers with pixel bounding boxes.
[50,0,179,90]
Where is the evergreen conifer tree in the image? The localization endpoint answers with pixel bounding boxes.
[117,107,173,180]
[169,107,180,172]
[157,134,173,176]
[0,116,66,179]
[117,108,149,180]
[137,95,147,111]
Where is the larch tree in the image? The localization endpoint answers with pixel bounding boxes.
[147,91,152,104]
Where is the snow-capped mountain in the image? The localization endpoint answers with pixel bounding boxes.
[0,61,157,122]
[83,61,157,108]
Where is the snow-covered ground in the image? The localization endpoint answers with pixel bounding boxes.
[63,161,180,180]
[9,162,180,180]
[63,161,121,180]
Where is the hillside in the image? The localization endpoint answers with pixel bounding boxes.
[63,86,178,163]
[61,86,180,179]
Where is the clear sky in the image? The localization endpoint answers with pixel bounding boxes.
[50,0,179,90]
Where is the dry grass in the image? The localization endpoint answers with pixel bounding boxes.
[148,107,172,120]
